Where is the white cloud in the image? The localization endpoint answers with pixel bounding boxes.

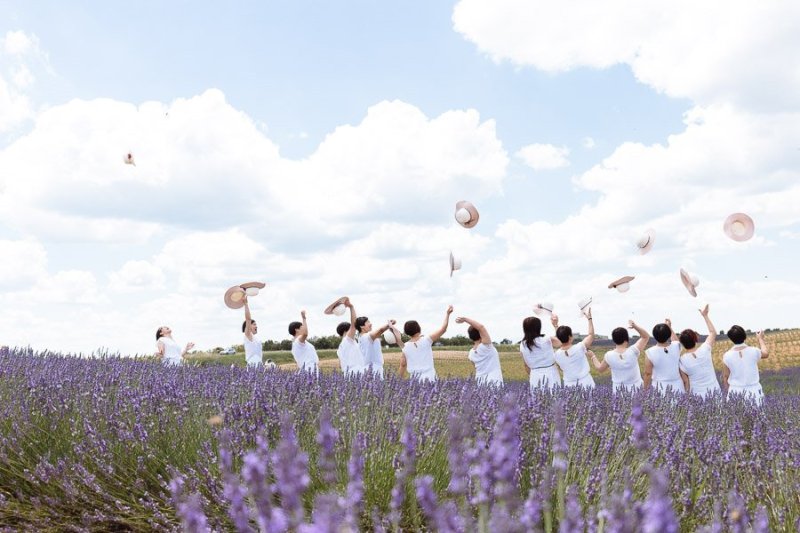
[0,239,47,287]
[582,137,595,149]
[108,260,166,292]
[516,143,570,170]
[2,31,35,56]
[453,0,800,110]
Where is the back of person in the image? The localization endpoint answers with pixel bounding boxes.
[554,343,593,387]
[337,336,366,376]
[292,338,319,372]
[359,334,384,378]
[469,343,503,385]
[679,344,720,396]
[646,342,683,392]
[161,337,183,366]
[244,335,262,367]
[520,337,560,389]
[604,346,643,391]
[402,336,436,382]
[723,346,761,387]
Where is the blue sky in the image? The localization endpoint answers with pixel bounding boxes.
[1,1,798,353]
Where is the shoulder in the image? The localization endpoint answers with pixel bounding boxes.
[627,345,640,357]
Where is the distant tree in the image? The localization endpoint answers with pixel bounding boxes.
[500,338,513,345]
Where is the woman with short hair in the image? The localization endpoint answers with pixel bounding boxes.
[155,326,194,366]
[678,305,721,397]
[644,318,687,394]
[722,326,769,404]
[396,306,453,382]
[590,320,650,392]
[355,316,395,379]
[553,310,596,388]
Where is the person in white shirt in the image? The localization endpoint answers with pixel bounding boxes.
[288,310,319,373]
[678,305,721,397]
[553,310,596,388]
[590,320,650,392]
[456,316,504,386]
[394,305,453,382]
[644,319,686,394]
[519,313,563,389]
[241,296,263,367]
[335,298,367,377]
[355,316,396,379]
[155,326,194,366]
[722,325,769,404]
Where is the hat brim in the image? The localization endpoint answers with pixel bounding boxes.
[723,213,754,242]
[608,275,635,289]
[324,296,348,315]
[578,298,592,311]
[224,286,247,309]
[455,201,480,229]
[680,269,698,297]
[449,252,462,277]
[637,230,656,255]
[533,305,553,317]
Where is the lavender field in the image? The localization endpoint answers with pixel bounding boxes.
[0,347,798,532]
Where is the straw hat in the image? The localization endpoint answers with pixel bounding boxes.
[324,296,348,316]
[454,200,480,229]
[383,329,399,345]
[449,252,462,277]
[723,213,754,242]
[533,302,554,317]
[578,297,593,316]
[679,268,700,297]
[224,281,266,309]
[123,152,136,166]
[608,275,635,293]
[636,228,656,255]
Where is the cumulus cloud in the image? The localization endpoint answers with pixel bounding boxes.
[453,0,800,110]
[516,143,570,170]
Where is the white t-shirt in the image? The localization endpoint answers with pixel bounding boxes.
[520,337,557,370]
[468,343,504,385]
[359,334,384,377]
[604,346,643,389]
[679,343,721,395]
[645,342,682,384]
[244,334,262,367]
[554,343,592,383]
[337,336,366,376]
[159,336,183,366]
[292,338,319,372]
[723,344,762,388]
[402,336,436,382]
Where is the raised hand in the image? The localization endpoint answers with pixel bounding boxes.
[551,313,559,328]
[628,319,636,329]
[665,318,672,327]
[186,342,195,351]
[446,305,454,315]
[699,304,710,316]
[455,317,466,324]
[301,310,307,320]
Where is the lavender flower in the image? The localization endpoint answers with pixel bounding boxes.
[316,407,339,486]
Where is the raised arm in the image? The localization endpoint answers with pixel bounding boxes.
[429,305,454,343]
[344,298,357,339]
[299,310,309,343]
[699,305,716,348]
[181,341,195,358]
[589,350,609,372]
[390,324,404,349]
[629,320,650,352]
[370,320,395,341]
[756,330,770,358]
[665,318,679,342]
[643,358,654,389]
[582,309,595,349]
[455,316,491,344]
[549,314,562,348]
[243,296,255,340]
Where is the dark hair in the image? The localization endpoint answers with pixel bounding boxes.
[155,327,164,341]
[467,326,481,342]
[555,325,572,344]
[727,325,747,345]
[288,321,302,336]
[679,329,699,350]
[521,317,544,349]
[242,320,256,333]
[652,323,672,344]
[611,327,629,346]
[336,322,351,337]
[404,320,421,337]
[355,316,369,333]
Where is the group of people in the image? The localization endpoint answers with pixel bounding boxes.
[155,297,770,403]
